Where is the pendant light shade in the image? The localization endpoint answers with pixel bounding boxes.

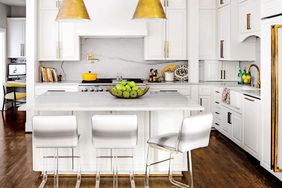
[56,0,90,21]
[133,0,167,19]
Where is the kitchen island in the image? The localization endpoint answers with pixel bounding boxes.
[31,92,203,174]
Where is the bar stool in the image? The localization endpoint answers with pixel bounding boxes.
[92,115,138,188]
[33,116,81,188]
[145,113,213,188]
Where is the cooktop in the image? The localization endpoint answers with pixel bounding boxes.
[81,78,144,84]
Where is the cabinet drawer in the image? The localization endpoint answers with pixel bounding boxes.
[35,85,79,96]
[214,118,221,130]
[199,85,211,96]
[149,85,191,96]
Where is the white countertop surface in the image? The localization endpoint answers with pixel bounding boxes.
[32,92,204,111]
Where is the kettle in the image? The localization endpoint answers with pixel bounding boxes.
[82,71,97,81]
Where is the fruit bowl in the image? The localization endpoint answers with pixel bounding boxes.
[108,86,150,99]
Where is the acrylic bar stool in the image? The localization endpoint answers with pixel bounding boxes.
[33,116,81,188]
[92,115,138,188]
[145,113,213,188]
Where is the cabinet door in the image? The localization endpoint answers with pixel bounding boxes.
[144,21,166,60]
[239,0,260,40]
[7,19,26,58]
[217,0,230,9]
[218,6,230,60]
[200,10,217,60]
[199,96,211,113]
[231,112,242,145]
[166,0,186,9]
[221,106,232,137]
[243,96,260,157]
[166,9,187,60]
[59,23,80,61]
[38,10,59,61]
[39,0,60,10]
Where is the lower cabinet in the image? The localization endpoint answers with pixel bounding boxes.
[242,95,260,159]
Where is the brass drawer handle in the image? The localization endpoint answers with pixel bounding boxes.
[247,13,251,30]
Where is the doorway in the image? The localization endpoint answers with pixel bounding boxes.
[0,29,6,110]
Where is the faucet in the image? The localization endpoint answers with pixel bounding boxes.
[246,64,260,88]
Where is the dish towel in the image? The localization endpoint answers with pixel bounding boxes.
[222,88,230,104]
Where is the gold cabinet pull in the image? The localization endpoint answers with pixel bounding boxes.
[271,24,282,172]
[247,13,251,30]
[56,41,60,59]
[220,40,224,58]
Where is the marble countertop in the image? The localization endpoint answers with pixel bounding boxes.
[32,92,204,111]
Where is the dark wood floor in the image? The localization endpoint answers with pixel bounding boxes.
[0,110,282,188]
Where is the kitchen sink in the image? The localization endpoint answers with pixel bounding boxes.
[228,86,260,91]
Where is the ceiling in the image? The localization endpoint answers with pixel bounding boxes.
[0,0,25,6]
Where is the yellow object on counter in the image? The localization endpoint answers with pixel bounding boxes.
[82,71,97,81]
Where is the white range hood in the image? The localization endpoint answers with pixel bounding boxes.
[76,0,148,38]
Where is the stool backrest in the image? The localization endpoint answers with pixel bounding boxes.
[177,113,213,152]
[92,115,138,149]
[33,116,79,148]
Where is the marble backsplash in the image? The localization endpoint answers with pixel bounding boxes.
[40,38,188,81]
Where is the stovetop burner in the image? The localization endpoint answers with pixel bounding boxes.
[81,78,144,84]
[81,78,113,84]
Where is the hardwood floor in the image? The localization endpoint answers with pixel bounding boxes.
[0,110,282,188]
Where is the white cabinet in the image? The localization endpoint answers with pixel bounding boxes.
[261,0,282,19]
[35,84,79,96]
[199,85,212,114]
[217,0,230,9]
[145,0,187,60]
[231,111,242,144]
[200,60,239,81]
[242,95,260,159]
[38,0,79,61]
[217,2,256,61]
[199,10,217,60]
[7,18,26,58]
[220,106,232,136]
[238,0,260,41]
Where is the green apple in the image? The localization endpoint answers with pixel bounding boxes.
[130,91,138,98]
[116,84,125,91]
[128,81,136,88]
[116,90,122,97]
[137,89,144,96]
[125,85,132,92]
[132,86,138,91]
[123,91,130,98]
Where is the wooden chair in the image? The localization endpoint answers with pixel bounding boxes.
[2,83,26,113]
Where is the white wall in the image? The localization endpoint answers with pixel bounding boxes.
[40,38,187,81]
[0,2,10,28]
[0,30,5,109]
[239,38,261,84]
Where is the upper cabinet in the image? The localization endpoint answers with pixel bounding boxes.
[217,0,256,61]
[217,0,231,9]
[199,0,217,60]
[38,0,80,61]
[7,18,26,58]
[238,0,260,41]
[145,0,187,60]
[261,0,282,19]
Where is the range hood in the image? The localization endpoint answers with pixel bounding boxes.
[75,0,148,38]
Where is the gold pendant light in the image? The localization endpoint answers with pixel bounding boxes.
[56,0,90,21]
[133,0,167,19]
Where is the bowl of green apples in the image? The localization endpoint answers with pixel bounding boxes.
[108,80,149,99]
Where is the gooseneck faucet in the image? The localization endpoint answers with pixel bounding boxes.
[247,64,261,88]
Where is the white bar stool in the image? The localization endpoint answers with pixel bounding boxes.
[33,116,81,188]
[145,113,213,188]
[92,115,138,188]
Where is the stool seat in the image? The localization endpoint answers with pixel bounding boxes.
[147,133,178,151]
[5,92,26,100]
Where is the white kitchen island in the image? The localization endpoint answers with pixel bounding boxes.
[31,92,203,175]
